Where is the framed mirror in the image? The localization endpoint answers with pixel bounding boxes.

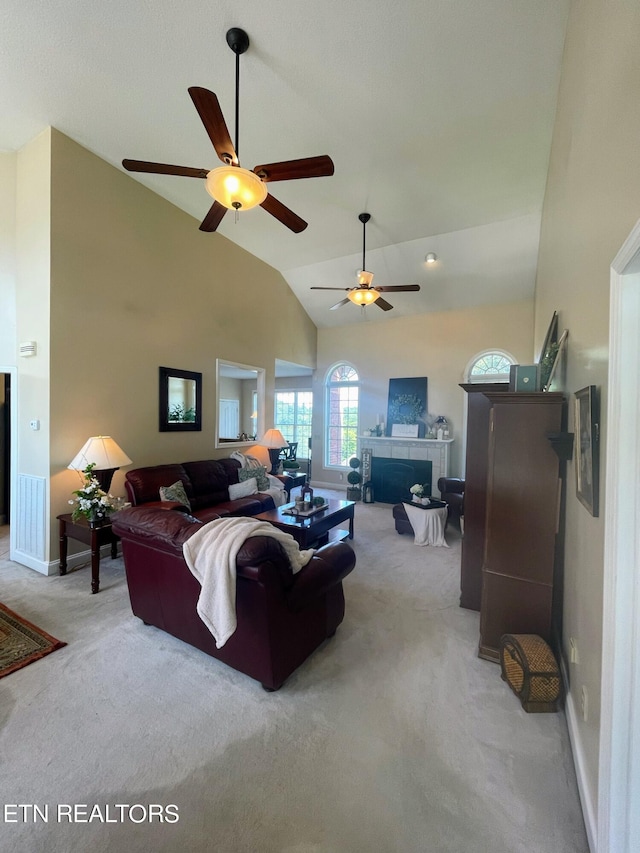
[216,359,265,447]
[159,366,202,432]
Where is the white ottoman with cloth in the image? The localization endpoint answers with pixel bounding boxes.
[393,500,449,547]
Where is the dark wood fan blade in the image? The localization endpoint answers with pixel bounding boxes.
[188,87,238,166]
[260,193,308,233]
[122,159,209,178]
[199,201,227,232]
[253,155,334,183]
[330,297,351,310]
[374,284,420,292]
[310,287,350,291]
[375,297,394,311]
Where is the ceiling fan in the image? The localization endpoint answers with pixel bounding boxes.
[122,27,334,234]
[311,213,420,310]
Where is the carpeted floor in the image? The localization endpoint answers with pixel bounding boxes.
[0,498,588,852]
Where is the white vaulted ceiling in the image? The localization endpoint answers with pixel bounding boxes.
[0,0,570,328]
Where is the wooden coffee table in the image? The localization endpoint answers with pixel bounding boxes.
[255,499,355,549]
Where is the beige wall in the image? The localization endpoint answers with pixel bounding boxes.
[16,129,52,488]
[534,0,640,809]
[315,299,534,484]
[20,128,317,561]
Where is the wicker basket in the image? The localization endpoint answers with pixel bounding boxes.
[499,634,561,713]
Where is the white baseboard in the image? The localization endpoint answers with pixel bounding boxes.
[560,658,598,852]
[10,543,119,577]
[310,480,347,492]
[10,549,56,576]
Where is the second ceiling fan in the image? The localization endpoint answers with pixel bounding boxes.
[122,28,334,233]
[311,213,420,311]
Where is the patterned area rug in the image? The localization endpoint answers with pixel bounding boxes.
[0,602,66,678]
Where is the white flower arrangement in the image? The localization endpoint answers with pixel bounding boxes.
[409,483,428,498]
[69,463,114,523]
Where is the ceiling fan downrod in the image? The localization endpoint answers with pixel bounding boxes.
[225,28,250,165]
[359,212,371,276]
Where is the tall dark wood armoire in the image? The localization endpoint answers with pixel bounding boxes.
[459,383,508,611]
[478,391,564,662]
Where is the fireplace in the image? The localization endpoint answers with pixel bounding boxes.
[370,457,432,505]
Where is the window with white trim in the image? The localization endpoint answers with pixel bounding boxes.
[465,350,516,383]
[274,390,313,452]
[325,363,359,467]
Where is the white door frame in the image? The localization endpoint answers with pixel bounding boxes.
[597,219,640,852]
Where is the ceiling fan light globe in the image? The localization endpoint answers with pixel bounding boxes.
[205,166,267,211]
[357,270,374,286]
[348,288,380,306]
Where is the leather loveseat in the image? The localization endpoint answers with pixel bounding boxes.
[124,458,275,522]
[112,506,356,690]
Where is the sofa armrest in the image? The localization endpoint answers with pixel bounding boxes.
[235,539,356,611]
[112,506,204,556]
[287,542,356,612]
[437,477,465,495]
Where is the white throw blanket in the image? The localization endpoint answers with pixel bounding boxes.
[183,517,315,648]
[404,503,449,547]
[230,452,286,507]
[264,474,287,507]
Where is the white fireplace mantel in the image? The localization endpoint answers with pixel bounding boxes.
[358,436,454,491]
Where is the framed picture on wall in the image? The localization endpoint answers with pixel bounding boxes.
[386,377,428,437]
[574,385,599,516]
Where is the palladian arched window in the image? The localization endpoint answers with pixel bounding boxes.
[465,350,516,383]
[325,363,359,467]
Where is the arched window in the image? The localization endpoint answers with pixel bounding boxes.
[465,350,516,383]
[325,363,359,467]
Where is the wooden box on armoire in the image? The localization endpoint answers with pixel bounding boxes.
[478,391,564,662]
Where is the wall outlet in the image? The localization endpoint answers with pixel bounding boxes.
[569,637,579,664]
[339,473,343,481]
[580,685,588,721]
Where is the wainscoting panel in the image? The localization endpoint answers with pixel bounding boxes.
[16,473,46,561]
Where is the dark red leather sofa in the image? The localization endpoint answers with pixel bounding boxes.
[124,458,275,522]
[111,506,356,690]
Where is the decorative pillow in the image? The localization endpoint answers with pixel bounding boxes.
[228,477,258,500]
[159,480,192,511]
[239,465,269,491]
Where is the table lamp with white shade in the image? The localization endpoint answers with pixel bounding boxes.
[259,428,289,475]
[68,436,132,492]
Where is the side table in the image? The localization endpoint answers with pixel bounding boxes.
[276,471,307,500]
[57,513,119,594]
